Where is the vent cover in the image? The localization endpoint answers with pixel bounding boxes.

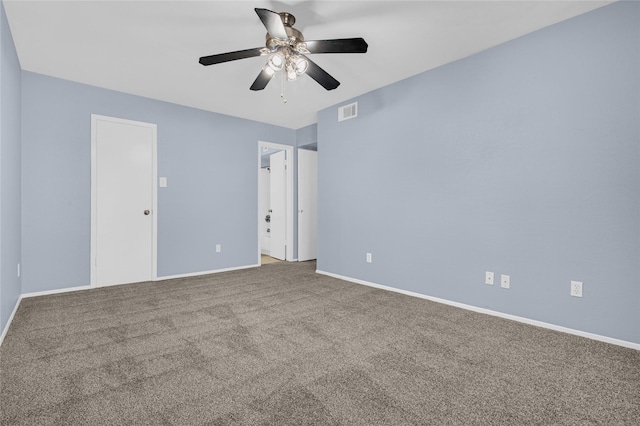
[338,102,358,122]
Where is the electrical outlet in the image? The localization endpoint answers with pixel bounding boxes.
[501,274,510,289]
[216,244,221,253]
[570,281,583,298]
[485,271,494,285]
[366,253,372,263]
[17,263,21,278]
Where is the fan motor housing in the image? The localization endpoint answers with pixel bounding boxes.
[278,12,295,27]
[265,13,304,50]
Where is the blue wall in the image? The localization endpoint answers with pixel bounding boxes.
[317,2,640,343]
[296,124,317,148]
[0,1,22,334]
[21,72,295,293]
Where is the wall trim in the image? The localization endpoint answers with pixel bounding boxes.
[156,263,259,281]
[0,296,22,347]
[21,285,93,299]
[316,269,640,351]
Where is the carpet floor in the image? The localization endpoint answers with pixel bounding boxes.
[1,261,639,425]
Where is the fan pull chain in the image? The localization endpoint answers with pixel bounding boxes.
[280,70,287,103]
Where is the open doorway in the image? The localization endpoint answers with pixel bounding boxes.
[258,141,294,265]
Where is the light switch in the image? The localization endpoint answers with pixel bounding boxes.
[159,177,167,187]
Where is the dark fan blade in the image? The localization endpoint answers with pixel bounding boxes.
[250,69,275,91]
[199,47,264,66]
[255,8,288,40]
[304,38,368,54]
[304,57,340,90]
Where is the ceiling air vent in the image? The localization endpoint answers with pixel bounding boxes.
[338,102,358,122]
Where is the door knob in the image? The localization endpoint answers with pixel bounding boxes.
[144,210,150,215]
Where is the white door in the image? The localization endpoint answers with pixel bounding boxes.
[270,150,286,260]
[298,149,318,261]
[91,115,156,287]
[259,168,271,254]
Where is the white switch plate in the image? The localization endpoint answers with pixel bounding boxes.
[570,281,583,297]
[485,271,494,285]
[17,263,21,278]
[216,244,221,253]
[159,177,167,187]
[501,274,510,289]
[366,253,372,263]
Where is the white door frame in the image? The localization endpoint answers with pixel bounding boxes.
[258,141,294,263]
[90,114,158,288]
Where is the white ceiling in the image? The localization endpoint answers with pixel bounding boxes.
[4,0,611,129]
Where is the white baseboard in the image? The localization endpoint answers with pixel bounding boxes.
[156,263,259,281]
[21,285,92,299]
[0,295,22,347]
[316,269,640,351]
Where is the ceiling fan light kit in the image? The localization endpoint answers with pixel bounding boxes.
[199,8,368,102]
[264,49,307,81]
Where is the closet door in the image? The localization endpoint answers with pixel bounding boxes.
[298,149,317,261]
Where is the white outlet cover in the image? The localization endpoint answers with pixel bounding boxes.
[571,280,583,297]
[366,253,372,263]
[501,274,510,289]
[485,271,494,285]
[159,177,167,187]
[216,244,221,253]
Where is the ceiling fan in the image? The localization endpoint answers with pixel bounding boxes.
[199,8,368,93]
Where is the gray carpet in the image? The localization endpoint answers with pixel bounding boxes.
[1,261,639,425]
